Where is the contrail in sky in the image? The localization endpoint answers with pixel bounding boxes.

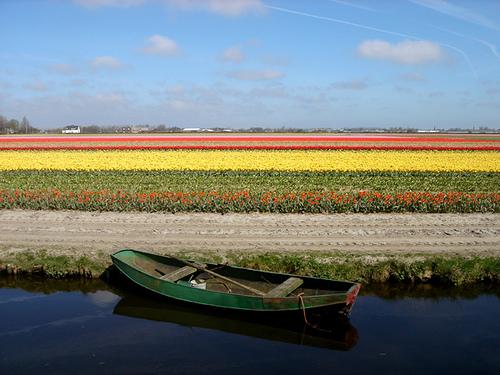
[264,5,416,39]
[434,25,500,61]
[263,4,477,78]
[327,0,377,12]
[408,0,500,32]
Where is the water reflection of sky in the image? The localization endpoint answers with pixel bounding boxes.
[87,291,120,307]
[351,295,500,374]
[0,285,499,374]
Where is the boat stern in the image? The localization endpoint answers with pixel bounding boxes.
[342,283,361,316]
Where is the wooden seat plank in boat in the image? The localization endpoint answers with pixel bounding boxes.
[160,266,197,281]
[265,277,303,298]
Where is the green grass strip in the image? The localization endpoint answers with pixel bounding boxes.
[2,250,499,285]
[1,170,499,193]
[0,250,106,278]
[226,253,500,285]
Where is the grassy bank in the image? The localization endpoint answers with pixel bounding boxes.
[0,250,107,278]
[1,250,499,285]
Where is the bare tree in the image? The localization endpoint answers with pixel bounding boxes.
[20,116,30,134]
[7,119,19,133]
[0,115,7,134]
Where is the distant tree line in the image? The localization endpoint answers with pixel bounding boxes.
[43,124,185,134]
[1,116,497,134]
[0,115,40,134]
[42,125,500,134]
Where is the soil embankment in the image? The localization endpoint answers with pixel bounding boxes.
[0,210,498,256]
[0,210,499,282]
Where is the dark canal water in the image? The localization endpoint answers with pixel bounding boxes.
[0,276,499,375]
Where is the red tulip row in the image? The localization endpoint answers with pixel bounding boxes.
[0,189,498,213]
[1,145,499,151]
[1,135,498,143]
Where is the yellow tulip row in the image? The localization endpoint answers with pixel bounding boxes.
[0,150,498,172]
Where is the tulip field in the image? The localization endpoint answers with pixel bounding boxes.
[0,134,499,213]
[1,150,499,172]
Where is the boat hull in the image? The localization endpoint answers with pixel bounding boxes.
[111,249,361,314]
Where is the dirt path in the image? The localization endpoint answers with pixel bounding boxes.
[0,210,498,259]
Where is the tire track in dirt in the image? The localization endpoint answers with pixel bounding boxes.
[0,210,498,258]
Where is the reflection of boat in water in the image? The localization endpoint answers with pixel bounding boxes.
[113,294,359,351]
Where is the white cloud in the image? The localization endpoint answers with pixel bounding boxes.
[75,0,263,15]
[400,72,426,82]
[3,91,135,127]
[327,0,376,12]
[476,100,500,110]
[394,86,415,94]
[226,69,284,81]
[164,0,263,16]
[249,85,288,98]
[142,35,179,56]
[264,5,475,76]
[75,0,145,7]
[331,80,368,90]
[221,46,245,63]
[23,81,49,92]
[0,81,13,89]
[260,54,289,67]
[49,63,78,75]
[357,40,446,65]
[69,79,88,87]
[167,84,185,94]
[90,56,123,69]
[486,88,500,96]
[481,80,500,97]
[168,99,191,111]
[428,91,445,97]
[94,92,127,104]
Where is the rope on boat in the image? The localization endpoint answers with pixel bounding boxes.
[298,293,311,327]
[298,293,341,334]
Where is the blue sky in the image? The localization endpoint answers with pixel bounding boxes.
[1,0,499,129]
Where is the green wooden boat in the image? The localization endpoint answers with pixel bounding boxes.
[111,249,361,315]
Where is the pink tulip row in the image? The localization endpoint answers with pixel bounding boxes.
[1,144,499,151]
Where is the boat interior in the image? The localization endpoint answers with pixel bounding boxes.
[120,250,354,298]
